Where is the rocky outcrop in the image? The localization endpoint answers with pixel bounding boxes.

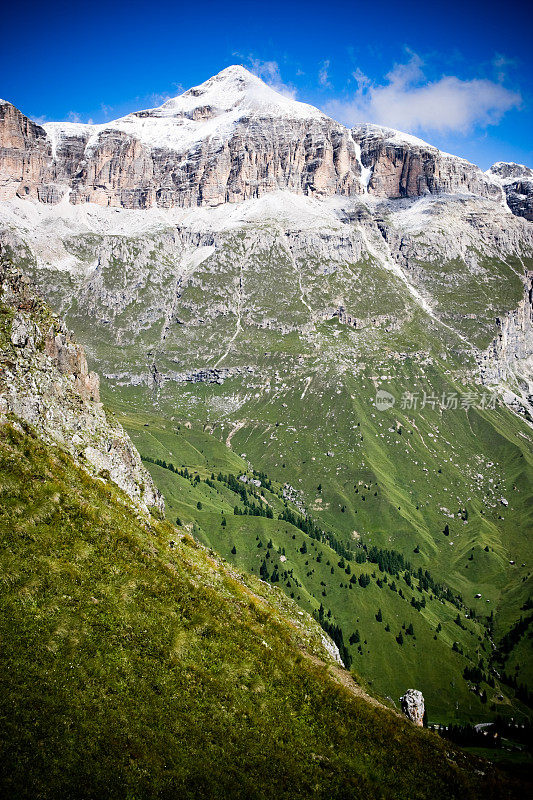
[352,125,502,201]
[502,182,533,221]
[0,261,163,513]
[104,365,255,388]
[488,162,533,222]
[400,689,425,726]
[489,162,533,181]
[478,271,533,387]
[0,100,55,201]
[44,327,101,401]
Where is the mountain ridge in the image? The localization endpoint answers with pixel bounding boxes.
[2,65,528,211]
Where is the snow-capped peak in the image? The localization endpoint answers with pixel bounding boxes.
[97,65,327,153]
[150,65,324,121]
[487,161,533,183]
[40,65,328,157]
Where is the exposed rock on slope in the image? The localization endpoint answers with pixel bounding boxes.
[488,161,533,221]
[0,100,55,201]
[352,124,502,201]
[0,261,163,512]
[400,689,425,726]
[479,269,533,392]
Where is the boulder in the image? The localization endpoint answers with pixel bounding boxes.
[400,689,425,726]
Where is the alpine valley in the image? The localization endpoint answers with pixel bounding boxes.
[1,64,532,797]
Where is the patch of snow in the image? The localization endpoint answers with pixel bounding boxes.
[43,121,95,160]
[352,123,440,153]
[353,141,372,192]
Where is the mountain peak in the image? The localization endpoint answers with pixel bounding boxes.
[206,63,262,82]
[104,63,326,154]
[488,161,533,181]
[153,63,324,121]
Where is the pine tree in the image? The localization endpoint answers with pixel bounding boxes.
[231,545,237,555]
[376,608,383,623]
[259,560,270,581]
[349,630,360,645]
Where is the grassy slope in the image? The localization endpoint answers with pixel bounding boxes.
[2,419,522,800]
[117,407,532,724]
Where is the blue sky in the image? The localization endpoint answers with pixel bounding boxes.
[2,0,531,169]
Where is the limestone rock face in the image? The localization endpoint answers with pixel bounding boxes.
[44,327,101,402]
[0,68,365,209]
[0,100,54,201]
[352,124,502,201]
[488,162,533,222]
[64,116,363,209]
[400,689,425,726]
[0,261,163,513]
[2,66,524,214]
[479,271,533,388]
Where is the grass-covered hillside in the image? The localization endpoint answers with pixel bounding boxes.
[117,406,533,725]
[2,419,524,799]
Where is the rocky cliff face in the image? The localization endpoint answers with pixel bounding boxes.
[0,100,55,201]
[352,124,502,201]
[2,66,523,214]
[0,260,163,513]
[488,162,533,221]
[479,270,533,391]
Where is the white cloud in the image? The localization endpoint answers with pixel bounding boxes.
[145,92,172,107]
[67,111,82,123]
[492,53,516,84]
[325,53,521,134]
[66,111,93,124]
[241,56,297,99]
[318,60,331,88]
